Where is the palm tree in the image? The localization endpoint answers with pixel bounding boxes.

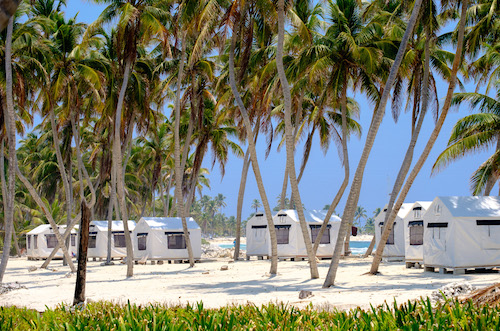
[324,0,426,287]
[370,0,469,275]
[250,199,261,213]
[0,0,21,31]
[433,92,500,195]
[89,0,169,277]
[226,0,279,275]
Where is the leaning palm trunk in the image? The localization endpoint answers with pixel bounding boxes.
[276,0,318,278]
[323,0,424,287]
[164,173,172,216]
[49,109,73,265]
[313,83,350,256]
[363,236,376,257]
[229,17,278,274]
[173,33,195,267]
[370,26,432,270]
[17,165,76,272]
[41,116,97,268]
[370,0,468,275]
[0,18,17,282]
[113,59,134,277]
[234,149,251,261]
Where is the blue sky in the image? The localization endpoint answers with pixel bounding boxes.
[61,1,494,221]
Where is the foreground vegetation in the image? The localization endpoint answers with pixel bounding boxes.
[0,299,499,330]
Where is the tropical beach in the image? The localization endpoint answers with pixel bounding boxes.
[3,0,500,328]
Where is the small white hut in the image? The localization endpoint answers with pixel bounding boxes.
[245,212,271,259]
[88,220,136,259]
[374,203,413,260]
[26,224,78,260]
[423,196,500,274]
[272,209,342,259]
[403,201,432,267]
[132,217,202,261]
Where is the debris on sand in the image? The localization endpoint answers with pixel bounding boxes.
[464,283,500,307]
[0,282,27,295]
[431,282,476,302]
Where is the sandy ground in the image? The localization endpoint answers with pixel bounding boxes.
[1,255,498,312]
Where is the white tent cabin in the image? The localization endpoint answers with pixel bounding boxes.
[423,196,500,274]
[374,203,413,261]
[403,201,432,268]
[87,220,136,260]
[26,224,78,260]
[272,209,342,259]
[132,217,202,262]
[245,212,271,259]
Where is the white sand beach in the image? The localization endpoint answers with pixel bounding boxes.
[0,254,498,312]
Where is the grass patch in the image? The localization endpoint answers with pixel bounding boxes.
[1,298,500,330]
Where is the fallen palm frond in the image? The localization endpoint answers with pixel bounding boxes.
[463,282,500,307]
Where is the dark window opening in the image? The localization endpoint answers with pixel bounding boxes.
[167,233,186,249]
[427,222,448,228]
[255,213,264,217]
[477,220,500,226]
[381,227,395,245]
[310,224,331,244]
[137,233,148,251]
[34,235,38,249]
[27,235,31,249]
[89,235,97,249]
[252,225,267,229]
[45,234,57,248]
[275,225,291,244]
[114,234,126,248]
[409,224,423,245]
[71,234,77,247]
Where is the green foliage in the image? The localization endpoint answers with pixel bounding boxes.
[1,299,500,330]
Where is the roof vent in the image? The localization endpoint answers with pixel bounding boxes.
[256,213,264,217]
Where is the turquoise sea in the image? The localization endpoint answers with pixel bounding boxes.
[218,241,371,255]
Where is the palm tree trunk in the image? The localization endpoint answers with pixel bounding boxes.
[280,169,288,209]
[12,223,20,257]
[49,109,73,266]
[363,235,376,257]
[174,33,195,267]
[106,161,116,264]
[17,165,76,271]
[229,16,278,274]
[73,200,90,306]
[323,0,424,287]
[0,17,16,283]
[234,148,251,261]
[313,82,350,256]
[165,173,172,216]
[371,26,432,269]
[113,59,134,277]
[276,0,318,278]
[369,0,468,275]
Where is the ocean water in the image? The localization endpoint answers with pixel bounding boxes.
[218,241,371,255]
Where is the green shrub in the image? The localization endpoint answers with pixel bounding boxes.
[1,298,499,330]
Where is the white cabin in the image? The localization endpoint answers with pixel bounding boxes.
[423,196,500,272]
[132,217,202,260]
[88,220,136,259]
[374,203,413,260]
[26,224,78,260]
[403,201,431,266]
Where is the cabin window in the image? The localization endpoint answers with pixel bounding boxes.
[310,224,331,244]
[413,207,422,219]
[166,232,186,249]
[476,220,500,249]
[89,232,97,249]
[113,232,126,248]
[34,235,38,249]
[45,234,57,248]
[379,222,395,245]
[27,235,31,249]
[71,234,77,247]
[409,221,423,245]
[252,225,267,228]
[275,225,291,244]
[434,205,441,216]
[137,233,148,251]
[252,225,267,239]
